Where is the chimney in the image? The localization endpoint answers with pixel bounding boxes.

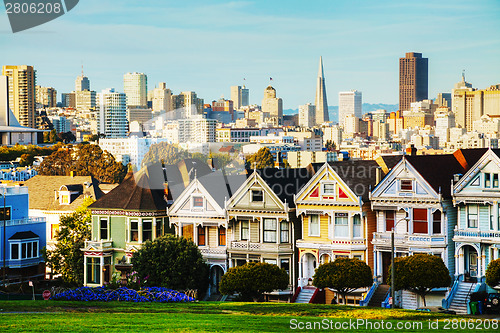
[405,144,417,156]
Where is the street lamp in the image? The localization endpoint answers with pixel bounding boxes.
[391,216,409,309]
[2,187,6,287]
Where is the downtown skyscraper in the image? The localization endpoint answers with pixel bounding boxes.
[2,65,36,128]
[123,72,147,108]
[314,56,329,124]
[399,52,428,111]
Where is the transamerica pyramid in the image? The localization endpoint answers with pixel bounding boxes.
[314,56,329,124]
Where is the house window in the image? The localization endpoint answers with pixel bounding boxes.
[21,243,27,259]
[413,208,428,234]
[0,207,11,221]
[467,205,478,228]
[323,183,335,195]
[182,224,193,240]
[494,174,499,188]
[485,173,491,187]
[400,179,413,191]
[334,213,349,238]
[353,215,362,238]
[32,241,38,258]
[156,218,162,237]
[142,220,153,242]
[193,196,203,208]
[432,211,442,234]
[11,243,19,260]
[385,211,395,232]
[251,190,263,202]
[280,221,289,243]
[51,224,59,240]
[100,218,108,240]
[309,214,320,236]
[280,259,290,276]
[86,257,100,284]
[130,220,139,242]
[198,226,205,246]
[354,255,363,261]
[218,226,226,246]
[241,220,249,240]
[263,218,277,243]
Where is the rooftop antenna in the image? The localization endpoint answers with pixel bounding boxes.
[462,69,465,82]
[81,62,84,76]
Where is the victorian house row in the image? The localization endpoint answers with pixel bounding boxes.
[81,149,500,310]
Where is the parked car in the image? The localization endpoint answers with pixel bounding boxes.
[484,293,500,314]
[416,306,456,314]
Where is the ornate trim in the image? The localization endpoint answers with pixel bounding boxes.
[91,209,166,217]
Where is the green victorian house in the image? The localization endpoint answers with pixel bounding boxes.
[82,165,171,286]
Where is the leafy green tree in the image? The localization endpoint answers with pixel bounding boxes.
[313,257,372,304]
[486,259,500,288]
[43,131,50,143]
[49,129,59,143]
[37,149,73,176]
[73,144,127,183]
[131,235,209,294]
[245,147,275,169]
[219,262,289,302]
[141,142,191,166]
[19,153,34,167]
[387,254,451,306]
[42,198,94,286]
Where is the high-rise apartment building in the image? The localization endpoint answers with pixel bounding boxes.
[399,52,428,111]
[2,65,36,128]
[123,72,147,108]
[298,103,316,127]
[172,91,204,117]
[75,73,90,91]
[35,86,57,108]
[97,88,128,138]
[230,85,249,109]
[261,85,283,126]
[315,56,329,124]
[75,90,96,111]
[150,82,172,113]
[177,116,216,143]
[338,90,362,127]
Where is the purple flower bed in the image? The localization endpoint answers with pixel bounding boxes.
[50,286,195,303]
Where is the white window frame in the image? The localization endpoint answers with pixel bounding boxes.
[192,196,204,208]
[400,179,413,192]
[467,205,478,229]
[321,182,335,196]
[309,214,320,237]
[99,217,109,240]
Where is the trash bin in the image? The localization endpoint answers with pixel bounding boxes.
[477,301,483,315]
[470,301,478,315]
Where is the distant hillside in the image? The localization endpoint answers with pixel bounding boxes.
[284,103,398,123]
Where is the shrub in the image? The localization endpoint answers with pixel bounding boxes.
[51,286,194,302]
[486,259,500,288]
[219,262,289,301]
[313,258,372,304]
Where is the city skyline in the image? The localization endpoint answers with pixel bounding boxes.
[1,0,499,109]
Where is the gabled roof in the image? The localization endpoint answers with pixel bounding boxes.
[9,231,39,240]
[23,175,106,211]
[89,166,167,211]
[404,149,487,198]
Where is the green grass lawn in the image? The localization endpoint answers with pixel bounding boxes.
[0,301,498,332]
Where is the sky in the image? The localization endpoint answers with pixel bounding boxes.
[1,0,500,109]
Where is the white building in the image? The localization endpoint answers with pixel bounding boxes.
[249,134,294,144]
[178,116,216,143]
[339,90,362,127]
[99,137,169,170]
[343,114,359,136]
[434,108,456,147]
[150,82,172,113]
[298,103,316,127]
[230,85,249,110]
[97,88,128,138]
[123,72,147,108]
[472,114,500,136]
[322,125,343,148]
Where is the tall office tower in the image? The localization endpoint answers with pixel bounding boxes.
[97,88,128,138]
[434,107,456,147]
[177,116,217,143]
[298,103,316,127]
[261,85,283,125]
[436,93,452,108]
[61,92,76,108]
[230,85,249,109]
[338,90,362,127]
[2,65,36,128]
[35,86,57,108]
[315,56,329,124]
[151,82,172,113]
[75,70,90,91]
[399,52,428,111]
[452,73,475,130]
[75,90,96,111]
[123,72,147,108]
[172,91,204,117]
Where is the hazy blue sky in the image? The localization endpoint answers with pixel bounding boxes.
[1,0,499,109]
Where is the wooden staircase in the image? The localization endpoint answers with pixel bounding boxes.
[294,286,317,303]
[368,284,390,307]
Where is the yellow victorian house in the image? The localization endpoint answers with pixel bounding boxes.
[294,158,400,291]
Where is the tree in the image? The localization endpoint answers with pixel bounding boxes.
[19,153,34,167]
[37,149,73,176]
[486,259,500,288]
[131,235,209,293]
[245,147,275,169]
[219,262,289,302]
[313,258,372,304]
[387,254,451,306]
[49,129,59,143]
[42,198,94,286]
[58,131,76,143]
[141,142,191,166]
[325,140,336,151]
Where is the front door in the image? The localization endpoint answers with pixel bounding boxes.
[382,252,391,284]
[469,252,478,277]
